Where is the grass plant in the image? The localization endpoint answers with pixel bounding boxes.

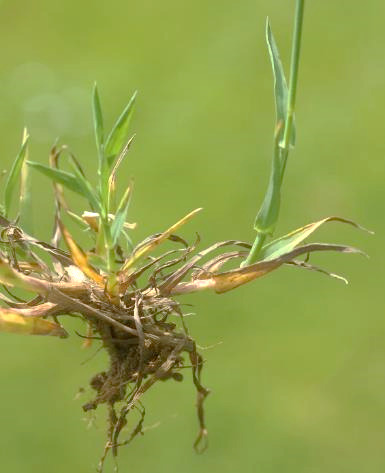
[0,1,368,471]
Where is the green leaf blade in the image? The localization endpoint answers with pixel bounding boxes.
[27,161,88,198]
[253,149,282,235]
[105,90,137,167]
[251,21,293,238]
[259,216,370,261]
[67,159,101,211]
[92,83,104,168]
[111,186,132,246]
[4,133,30,218]
[266,19,295,146]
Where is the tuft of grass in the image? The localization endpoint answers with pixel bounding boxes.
[0,1,369,471]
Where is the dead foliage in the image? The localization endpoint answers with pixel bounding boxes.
[0,207,365,471]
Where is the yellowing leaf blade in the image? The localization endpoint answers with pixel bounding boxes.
[170,242,363,295]
[60,223,104,286]
[122,208,202,272]
[0,308,68,337]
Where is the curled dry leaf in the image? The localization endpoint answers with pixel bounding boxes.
[169,242,363,295]
[0,207,367,472]
[121,208,202,272]
[82,211,137,232]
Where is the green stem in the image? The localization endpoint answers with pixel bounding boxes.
[243,0,305,266]
[242,233,266,267]
[281,0,305,153]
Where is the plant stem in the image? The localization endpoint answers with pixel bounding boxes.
[243,233,266,267]
[243,0,305,267]
[282,0,305,153]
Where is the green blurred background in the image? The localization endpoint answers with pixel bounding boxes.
[0,1,384,472]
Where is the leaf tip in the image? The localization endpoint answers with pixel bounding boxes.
[22,127,30,143]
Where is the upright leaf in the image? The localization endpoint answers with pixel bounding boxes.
[19,128,33,232]
[105,91,137,166]
[111,185,132,246]
[266,19,295,146]
[4,131,29,218]
[251,20,296,239]
[92,83,104,169]
[107,135,135,213]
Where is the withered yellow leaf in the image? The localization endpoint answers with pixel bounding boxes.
[0,308,68,337]
[60,222,104,286]
[121,208,202,272]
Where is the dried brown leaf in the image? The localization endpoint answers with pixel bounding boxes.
[171,243,363,294]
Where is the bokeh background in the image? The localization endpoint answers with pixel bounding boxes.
[0,1,384,472]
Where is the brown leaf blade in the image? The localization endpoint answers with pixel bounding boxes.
[171,243,363,295]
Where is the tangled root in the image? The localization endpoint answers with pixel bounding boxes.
[78,290,209,471]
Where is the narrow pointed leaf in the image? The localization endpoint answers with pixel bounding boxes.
[60,222,104,286]
[27,161,87,196]
[288,260,348,284]
[107,136,135,217]
[197,251,246,276]
[170,243,362,295]
[251,20,295,238]
[259,216,371,261]
[105,91,137,166]
[4,132,30,218]
[159,240,250,295]
[122,208,202,272]
[91,84,109,222]
[92,83,104,167]
[66,210,90,230]
[266,19,295,146]
[19,129,33,232]
[213,243,362,293]
[81,210,136,233]
[111,186,132,246]
[108,135,135,198]
[68,158,101,211]
[0,308,68,337]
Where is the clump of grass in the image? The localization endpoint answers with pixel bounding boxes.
[0,1,369,471]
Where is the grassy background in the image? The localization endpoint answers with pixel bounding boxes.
[0,1,384,472]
